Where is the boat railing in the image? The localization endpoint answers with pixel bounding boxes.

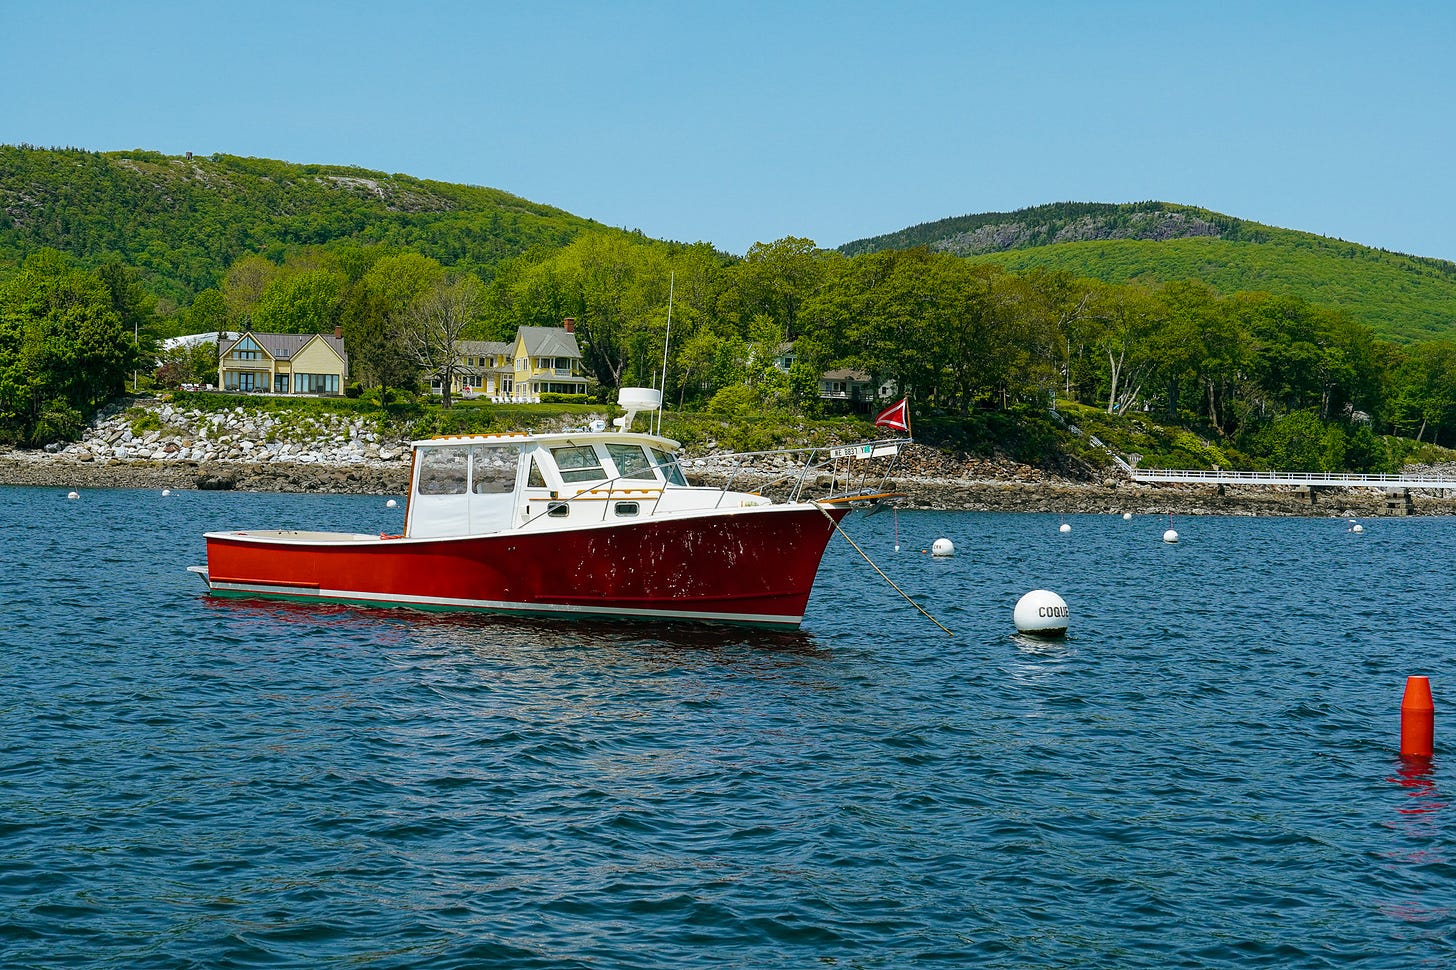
[514,436,912,527]
[701,437,912,506]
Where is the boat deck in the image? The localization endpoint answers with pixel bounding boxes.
[220,530,388,543]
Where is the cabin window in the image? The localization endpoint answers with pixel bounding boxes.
[469,445,518,494]
[417,446,469,495]
[527,455,547,488]
[605,443,657,481]
[551,445,605,483]
[650,448,687,486]
[614,502,640,517]
[547,501,570,517]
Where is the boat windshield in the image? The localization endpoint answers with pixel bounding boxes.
[417,446,469,494]
[605,443,658,481]
[650,448,687,486]
[551,445,606,484]
[469,444,519,494]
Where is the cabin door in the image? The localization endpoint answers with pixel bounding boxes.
[466,444,522,533]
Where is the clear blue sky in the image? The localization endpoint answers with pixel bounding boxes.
[4,1,1454,260]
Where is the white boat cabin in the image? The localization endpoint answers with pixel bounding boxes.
[404,429,770,539]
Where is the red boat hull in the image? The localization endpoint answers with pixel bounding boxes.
[201,504,848,628]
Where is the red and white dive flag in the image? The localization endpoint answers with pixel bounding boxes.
[874,397,911,435]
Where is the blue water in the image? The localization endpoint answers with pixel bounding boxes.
[2,486,1453,969]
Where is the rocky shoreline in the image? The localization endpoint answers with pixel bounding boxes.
[3,399,1453,517]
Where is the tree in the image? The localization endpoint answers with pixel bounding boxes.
[250,268,344,334]
[403,273,484,408]
[1088,284,1162,414]
[340,253,441,405]
[0,249,135,445]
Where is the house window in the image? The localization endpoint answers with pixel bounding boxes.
[293,373,339,394]
[224,370,267,391]
[230,337,262,361]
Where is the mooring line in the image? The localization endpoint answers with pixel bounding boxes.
[817,505,954,637]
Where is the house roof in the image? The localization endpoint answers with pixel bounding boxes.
[821,367,871,382]
[518,326,582,358]
[458,340,513,357]
[221,331,348,365]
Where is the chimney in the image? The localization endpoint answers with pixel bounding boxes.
[334,325,342,339]
[562,318,575,334]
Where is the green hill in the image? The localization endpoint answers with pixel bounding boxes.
[0,145,611,304]
[839,202,1456,343]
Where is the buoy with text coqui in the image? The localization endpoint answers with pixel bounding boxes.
[931,537,954,557]
[1015,589,1069,638]
[1163,513,1178,544]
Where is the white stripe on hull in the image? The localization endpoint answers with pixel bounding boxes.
[192,570,804,628]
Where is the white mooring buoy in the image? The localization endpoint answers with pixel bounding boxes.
[1059,522,1072,534]
[1015,589,1069,638]
[1352,523,1364,534]
[1123,512,1133,521]
[1163,528,1179,543]
[161,488,172,497]
[67,491,79,500]
[386,498,398,508]
[931,537,954,557]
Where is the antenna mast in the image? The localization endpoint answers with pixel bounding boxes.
[657,271,675,435]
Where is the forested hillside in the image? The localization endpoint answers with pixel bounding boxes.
[840,202,1456,343]
[0,146,608,305]
[8,146,1456,475]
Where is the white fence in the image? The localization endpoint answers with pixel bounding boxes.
[1130,468,1456,489]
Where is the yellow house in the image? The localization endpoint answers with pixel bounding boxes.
[511,324,589,400]
[434,323,589,402]
[443,340,515,398]
[218,329,350,395]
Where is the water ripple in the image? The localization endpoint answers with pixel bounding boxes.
[2,493,1454,966]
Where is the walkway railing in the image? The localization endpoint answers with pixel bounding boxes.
[1130,468,1456,489]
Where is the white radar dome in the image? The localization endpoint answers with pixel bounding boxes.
[1015,589,1069,638]
[931,537,954,557]
[617,387,662,411]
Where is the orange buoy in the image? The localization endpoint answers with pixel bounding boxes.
[1400,676,1435,758]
